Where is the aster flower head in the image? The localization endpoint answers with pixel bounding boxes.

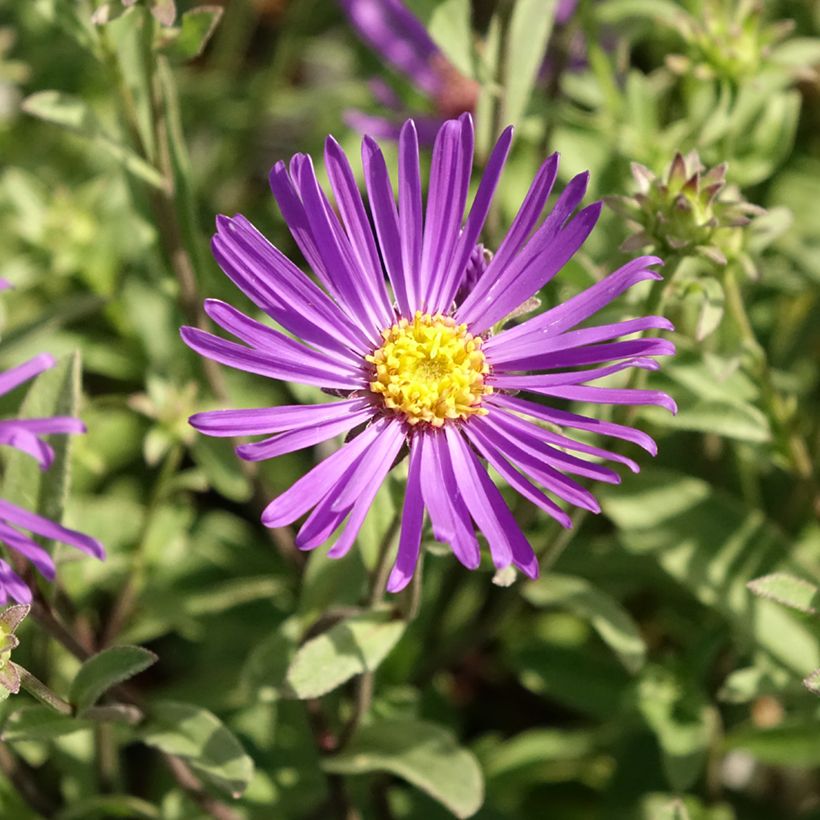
[183,115,675,592]
[0,287,105,604]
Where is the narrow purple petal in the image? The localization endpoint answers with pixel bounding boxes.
[418,116,474,311]
[387,438,424,592]
[1,417,85,435]
[324,136,394,327]
[203,299,364,376]
[469,417,601,513]
[462,424,572,528]
[0,427,54,468]
[420,431,480,569]
[261,419,386,527]
[361,134,409,315]
[481,410,622,484]
[488,257,665,348]
[432,125,514,311]
[235,407,373,461]
[525,383,678,413]
[0,523,56,580]
[0,354,55,397]
[213,215,369,356]
[490,350,675,382]
[490,393,658,455]
[444,427,539,577]
[327,420,405,558]
[484,395,641,473]
[0,560,31,605]
[398,120,423,313]
[0,499,105,559]
[340,0,441,94]
[456,154,558,312]
[291,153,385,334]
[487,315,674,363]
[189,398,373,437]
[179,326,365,391]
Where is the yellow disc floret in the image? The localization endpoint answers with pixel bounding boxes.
[367,311,491,427]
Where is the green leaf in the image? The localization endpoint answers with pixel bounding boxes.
[55,794,159,820]
[284,609,405,699]
[724,720,820,767]
[158,6,223,63]
[405,0,474,78]
[694,277,725,341]
[601,471,819,676]
[501,0,556,131]
[481,728,596,779]
[522,574,646,673]
[141,701,254,797]
[2,353,78,528]
[595,0,683,25]
[641,399,771,443]
[747,572,819,615]
[2,706,91,742]
[637,666,716,791]
[22,92,165,189]
[69,646,158,714]
[718,665,791,704]
[324,719,484,818]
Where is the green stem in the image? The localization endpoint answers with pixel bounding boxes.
[16,665,72,715]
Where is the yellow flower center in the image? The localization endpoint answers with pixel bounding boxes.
[367,312,491,427]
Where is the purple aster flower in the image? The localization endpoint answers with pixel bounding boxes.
[340,0,581,143]
[183,115,675,591]
[0,290,105,604]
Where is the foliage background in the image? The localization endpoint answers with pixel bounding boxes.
[0,0,819,818]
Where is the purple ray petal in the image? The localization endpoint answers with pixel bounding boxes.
[202,299,364,376]
[418,116,473,311]
[2,417,85,435]
[290,153,386,334]
[361,134,408,316]
[469,417,600,513]
[180,326,365,391]
[0,354,55,397]
[398,120,423,313]
[493,340,674,372]
[0,499,105,559]
[484,395,640,472]
[340,0,441,95]
[488,315,674,362]
[213,215,369,356]
[462,423,572,528]
[524,383,678,413]
[432,125,514,311]
[489,257,664,348]
[261,418,387,527]
[0,559,31,605]
[0,426,54,468]
[325,135,394,326]
[327,420,405,558]
[490,393,658,455]
[481,409,622,484]
[0,523,56,580]
[189,398,373,438]
[444,427,539,577]
[456,154,558,312]
[421,431,480,569]
[387,438,425,592]
[491,355,663,387]
[235,406,373,461]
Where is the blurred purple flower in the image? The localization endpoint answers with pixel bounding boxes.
[340,0,579,143]
[0,285,105,604]
[183,115,675,591]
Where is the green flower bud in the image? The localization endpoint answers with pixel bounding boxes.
[606,151,764,266]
